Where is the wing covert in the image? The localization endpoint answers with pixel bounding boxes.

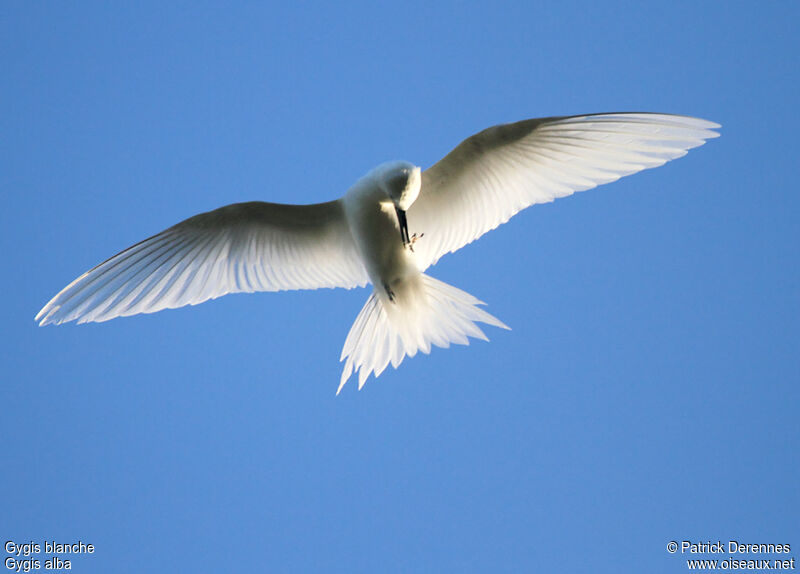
[36,200,368,325]
[408,113,720,270]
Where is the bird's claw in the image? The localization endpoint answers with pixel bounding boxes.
[406,232,424,252]
[383,282,396,303]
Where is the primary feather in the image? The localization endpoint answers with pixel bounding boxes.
[36,201,368,325]
[409,113,720,269]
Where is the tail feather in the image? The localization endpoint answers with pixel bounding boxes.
[337,274,509,394]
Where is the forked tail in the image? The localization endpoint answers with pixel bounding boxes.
[338,274,509,393]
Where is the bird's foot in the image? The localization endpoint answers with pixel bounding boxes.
[406,232,424,252]
[383,282,396,303]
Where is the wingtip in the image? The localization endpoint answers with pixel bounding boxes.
[694,117,721,131]
[34,307,52,326]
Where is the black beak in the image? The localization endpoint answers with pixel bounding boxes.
[395,207,410,247]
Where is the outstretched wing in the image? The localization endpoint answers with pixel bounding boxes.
[36,200,369,325]
[409,113,720,270]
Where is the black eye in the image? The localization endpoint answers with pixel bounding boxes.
[390,173,409,194]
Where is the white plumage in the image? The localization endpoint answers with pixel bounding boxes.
[36,202,368,325]
[36,113,720,392]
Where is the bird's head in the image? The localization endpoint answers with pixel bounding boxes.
[377,160,422,210]
[375,161,421,249]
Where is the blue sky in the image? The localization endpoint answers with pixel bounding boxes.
[2,2,798,572]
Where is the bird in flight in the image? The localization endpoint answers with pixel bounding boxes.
[36,113,719,393]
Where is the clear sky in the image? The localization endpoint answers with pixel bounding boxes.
[2,2,798,572]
